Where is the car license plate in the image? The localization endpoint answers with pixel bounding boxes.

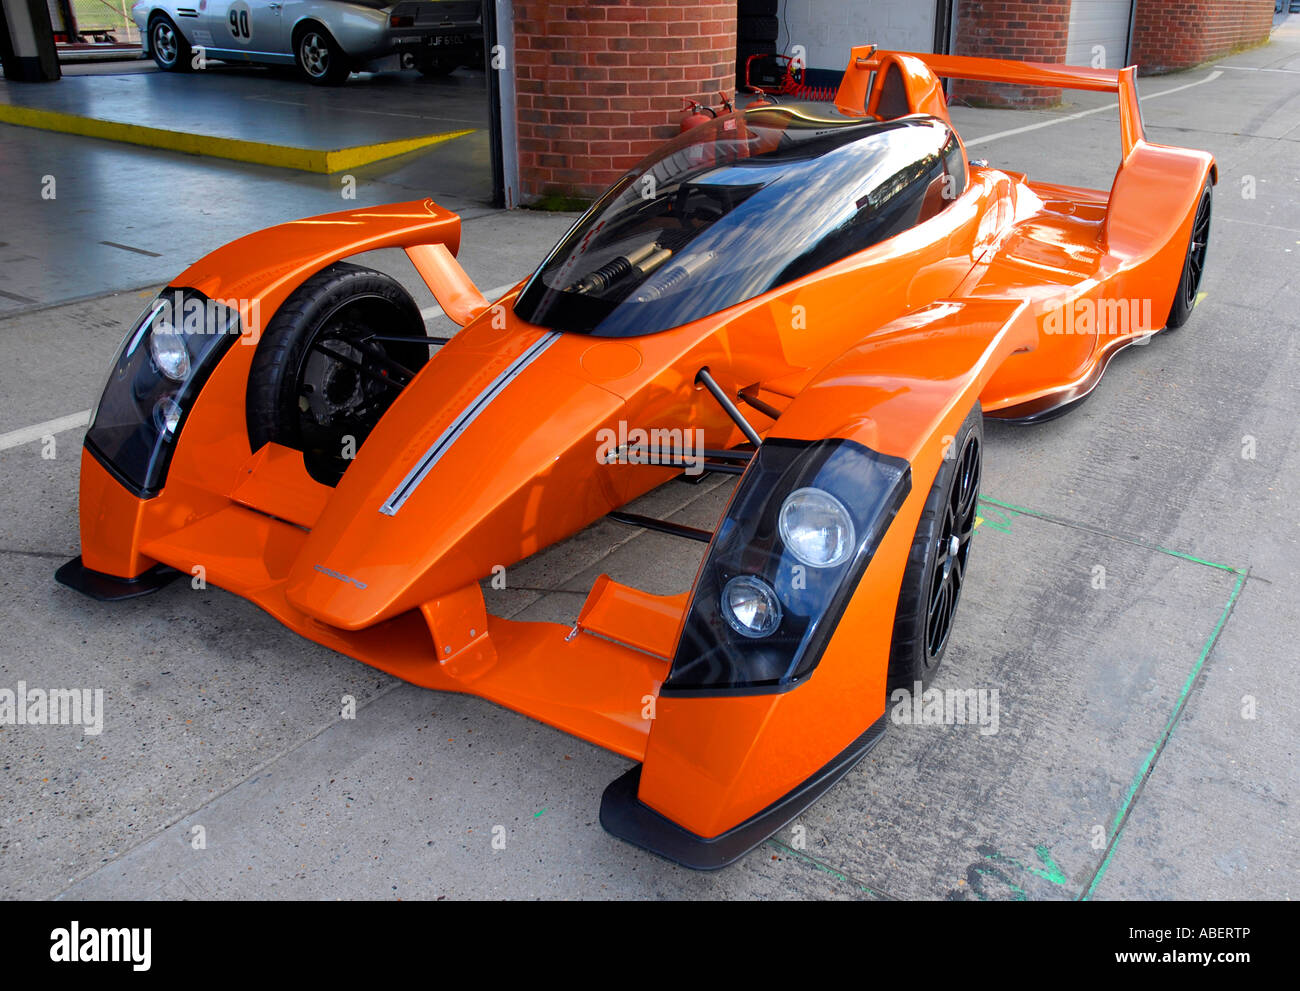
[430,35,468,47]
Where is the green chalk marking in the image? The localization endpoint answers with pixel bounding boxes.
[974,500,1015,533]
[1152,546,1243,574]
[1033,844,1068,884]
[766,839,888,899]
[983,845,1069,886]
[972,867,1027,901]
[972,492,1250,901]
[1081,569,1248,901]
[978,493,1244,574]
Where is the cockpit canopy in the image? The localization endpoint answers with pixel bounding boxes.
[514,103,966,338]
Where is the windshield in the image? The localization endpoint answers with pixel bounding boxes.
[513,106,960,337]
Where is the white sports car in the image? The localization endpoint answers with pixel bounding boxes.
[131,0,483,84]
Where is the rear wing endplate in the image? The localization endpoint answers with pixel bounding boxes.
[836,46,1146,158]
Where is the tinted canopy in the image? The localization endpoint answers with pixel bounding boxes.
[514,105,963,337]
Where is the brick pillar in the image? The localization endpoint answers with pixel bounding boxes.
[951,0,1071,109]
[1132,0,1274,75]
[512,1,736,202]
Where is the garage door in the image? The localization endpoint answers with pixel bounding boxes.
[776,0,938,72]
[1066,0,1134,69]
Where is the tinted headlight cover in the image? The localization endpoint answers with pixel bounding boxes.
[663,438,910,696]
[85,289,242,498]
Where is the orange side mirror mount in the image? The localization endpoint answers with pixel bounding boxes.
[405,242,489,327]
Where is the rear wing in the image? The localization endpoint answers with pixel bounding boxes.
[835,46,1146,158]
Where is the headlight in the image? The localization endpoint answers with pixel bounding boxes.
[721,575,782,638]
[84,289,241,497]
[662,438,910,695]
[149,321,191,381]
[779,487,855,568]
[153,395,183,436]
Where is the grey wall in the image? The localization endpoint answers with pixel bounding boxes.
[774,0,939,71]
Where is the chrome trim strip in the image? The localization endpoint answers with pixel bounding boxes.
[379,331,561,516]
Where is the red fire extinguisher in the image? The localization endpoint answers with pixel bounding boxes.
[680,98,717,133]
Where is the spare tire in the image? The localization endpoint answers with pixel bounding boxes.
[246,262,430,486]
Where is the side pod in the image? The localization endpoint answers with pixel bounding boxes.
[602,297,1034,868]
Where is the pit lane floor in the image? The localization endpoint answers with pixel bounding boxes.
[0,24,1296,899]
[0,63,491,314]
[0,61,486,173]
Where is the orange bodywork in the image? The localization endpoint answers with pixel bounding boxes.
[65,50,1214,859]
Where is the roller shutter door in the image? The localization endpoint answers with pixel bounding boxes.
[1066,0,1134,69]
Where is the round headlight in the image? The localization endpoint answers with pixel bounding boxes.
[721,575,782,639]
[153,395,183,436]
[149,321,190,381]
[778,487,855,568]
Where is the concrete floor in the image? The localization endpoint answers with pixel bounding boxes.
[0,62,489,148]
[1,23,1298,899]
[0,63,492,312]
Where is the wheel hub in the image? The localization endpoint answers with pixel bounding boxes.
[155,25,176,63]
[302,35,329,76]
[302,339,366,426]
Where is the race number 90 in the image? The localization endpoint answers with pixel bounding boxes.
[229,1,252,41]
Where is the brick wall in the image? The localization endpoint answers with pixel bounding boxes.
[1132,0,1275,74]
[950,0,1072,108]
[513,1,736,202]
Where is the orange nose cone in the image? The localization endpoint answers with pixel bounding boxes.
[282,320,632,632]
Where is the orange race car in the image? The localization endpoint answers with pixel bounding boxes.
[57,49,1214,868]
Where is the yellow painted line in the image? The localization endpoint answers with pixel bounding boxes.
[323,130,473,172]
[0,103,471,174]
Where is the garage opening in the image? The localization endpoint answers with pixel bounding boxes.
[1066,0,1135,68]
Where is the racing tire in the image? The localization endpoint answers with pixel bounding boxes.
[149,14,193,72]
[1164,179,1212,330]
[246,263,430,487]
[886,404,983,696]
[295,26,352,85]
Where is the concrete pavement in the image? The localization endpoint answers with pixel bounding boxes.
[1,22,1297,899]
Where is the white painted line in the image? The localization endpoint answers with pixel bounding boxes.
[1215,64,1300,74]
[1219,216,1300,235]
[1138,68,1225,99]
[420,281,521,320]
[963,102,1116,148]
[964,70,1223,148]
[0,410,91,452]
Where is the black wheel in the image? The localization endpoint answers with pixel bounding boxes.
[417,58,458,78]
[295,26,351,85]
[246,263,430,486]
[886,404,982,695]
[1165,180,1212,330]
[149,14,193,72]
